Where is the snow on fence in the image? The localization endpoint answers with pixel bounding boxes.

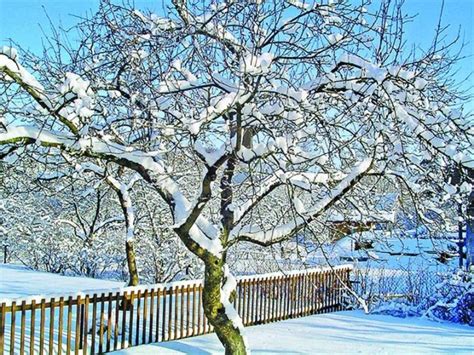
[0,266,352,354]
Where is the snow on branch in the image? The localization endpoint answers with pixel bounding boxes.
[231,158,374,246]
[0,126,165,177]
[106,176,136,242]
[232,170,342,228]
[0,125,223,256]
[394,104,473,169]
[0,51,79,135]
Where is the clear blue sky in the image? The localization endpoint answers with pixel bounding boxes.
[0,0,472,94]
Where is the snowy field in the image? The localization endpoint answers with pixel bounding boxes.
[112,310,473,354]
[0,264,124,301]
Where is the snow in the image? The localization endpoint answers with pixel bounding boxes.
[58,72,92,98]
[110,310,474,354]
[236,264,352,282]
[0,46,18,60]
[0,264,123,301]
[220,265,246,347]
[0,264,205,306]
[0,51,48,99]
[240,53,274,75]
[158,80,197,93]
[287,0,311,10]
[328,33,343,44]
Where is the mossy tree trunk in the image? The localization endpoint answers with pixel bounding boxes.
[125,240,139,286]
[173,227,247,354]
[202,255,246,355]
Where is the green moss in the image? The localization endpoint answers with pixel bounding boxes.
[202,259,247,355]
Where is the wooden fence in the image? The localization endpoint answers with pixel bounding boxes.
[0,266,352,354]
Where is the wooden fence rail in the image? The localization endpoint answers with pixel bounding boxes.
[0,266,352,354]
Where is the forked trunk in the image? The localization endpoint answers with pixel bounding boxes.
[202,258,247,355]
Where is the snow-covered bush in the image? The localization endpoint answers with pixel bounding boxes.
[373,269,473,326]
[423,270,473,325]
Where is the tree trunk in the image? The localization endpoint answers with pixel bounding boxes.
[126,240,139,286]
[202,257,247,355]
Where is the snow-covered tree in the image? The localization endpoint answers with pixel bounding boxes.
[0,0,472,353]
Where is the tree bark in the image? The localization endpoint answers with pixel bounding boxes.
[125,240,139,286]
[202,256,246,355]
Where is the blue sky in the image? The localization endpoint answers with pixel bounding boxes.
[0,0,472,94]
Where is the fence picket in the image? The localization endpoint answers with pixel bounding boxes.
[114,292,120,351]
[248,280,254,325]
[74,296,81,355]
[48,298,55,354]
[56,297,64,355]
[201,284,206,333]
[304,274,309,316]
[83,296,89,354]
[271,277,276,321]
[149,289,155,343]
[161,288,167,342]
[128,291,135,347]
[120,292,128,350]
[66,297,72,354]
[192,285,197,336]
[180,286,185,339]
[155,289,161,343]
[142,289,148,345]
[135,290,141,346]
[19,301,26,355]
[280,277,284,318]
[9,302,15,355]
[29,300,35,355]
[98,294,105,354]
[248,280,253,325]
[90,295,97,355]
[168,287,173,340]
[39,299,46,355]
[186,286,190,338]
[242,280,247,325]
[106,292,112,351]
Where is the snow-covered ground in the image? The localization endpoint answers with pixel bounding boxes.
[0,264,124,301]
[111,310,473,354]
